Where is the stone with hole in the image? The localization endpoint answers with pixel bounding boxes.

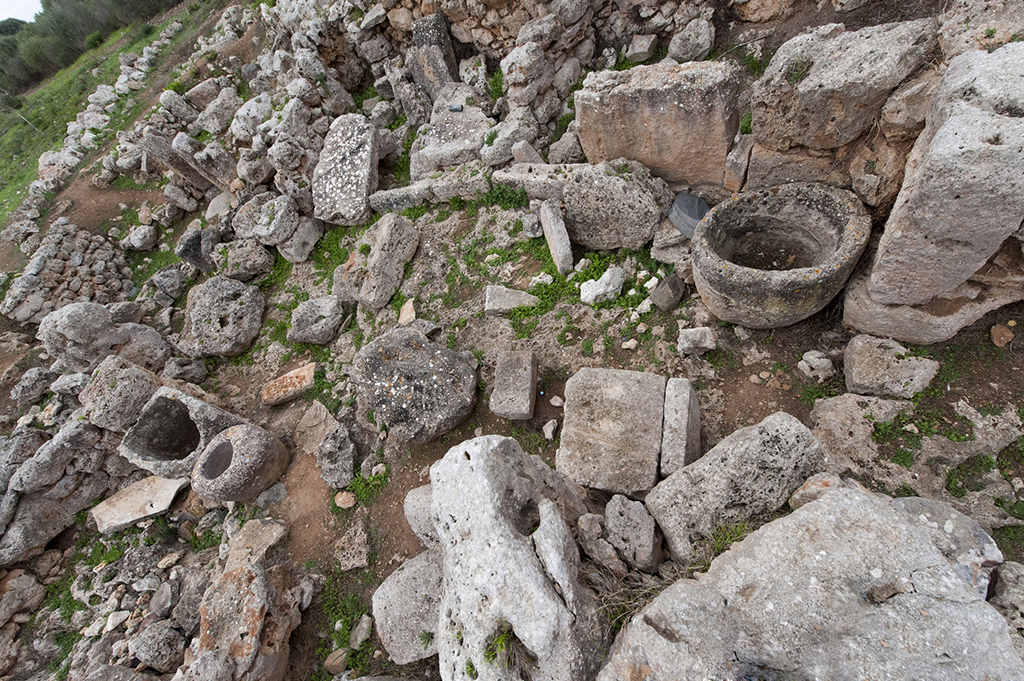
[191,425,290,502]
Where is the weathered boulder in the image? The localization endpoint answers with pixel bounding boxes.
[312,115,378,226]
[431,436,601,681]
[404,484,438,548]
[562,160,671,250]
[601,485,1024,681]
[844,334,939,399]
[990,561,1024,659]
[254,195,299,247]
[229,93,272,143]
[193,87,244,136]
[317,423,356,489]
[557,368,666,494]
[604,495,662,572]
[751,19,938,151]
[287,296,348,345]
[38,302,170,373]
[79,355,161,433]
[372,549,442,664]
[134,620,186,673]
[575,62,740,186]
[579,267,626,305]
[211,238,275,282]
[668,18,715,63]
[277,216,323,264]
[867,43,1024,306]
[178,277,264,358]
[479,107,539,167]
[351,327,476,443]
[646,412,823,559]
[333,213,418,309]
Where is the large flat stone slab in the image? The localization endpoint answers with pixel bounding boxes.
[312,114,378,226]
[91,476,190,535]
[556,368,666,494]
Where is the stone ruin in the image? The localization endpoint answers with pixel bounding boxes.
[0,0,1022,680]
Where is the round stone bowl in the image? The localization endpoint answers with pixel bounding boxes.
[191,424,290,502]
[692,183,870,329]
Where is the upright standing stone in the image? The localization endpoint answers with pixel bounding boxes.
[539,199,573,275]
[575,62,740,187]
[312,115,379,226]
[660,377,701,477]
[490,350,537,420]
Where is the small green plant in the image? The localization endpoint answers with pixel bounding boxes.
[346,465,390,505]
[985,27,997,38]
[739,110,752,135]
[190,530,223,552]
[785,58,813,85]
[487,69,504,101]
[946,454,996,498]
[612,53,636,71]
[400,205,430,221]
[581,338,594,357]
[741,50,772,77]
[484,129,498,146]
[420,630,434,649]
[710,523,749,556]
[465,660,478,679]
[891,448,915,470]
[359,243,371,256]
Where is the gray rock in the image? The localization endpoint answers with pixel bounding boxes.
[511,139,544,164]
[602,485,1024,681]
[751,19,938,151]
[236,147,273,185]
[576,62,740,186]
[409,84,493,180]
[539,199,573,275]
[649,273,684,312]
[90,476,189,535]
[431,436,602,681]
[278,216,322,264]
[192,424,290,502]
[178,277,264,358]
[0,572,43,628]
[150,580,178,619]
[49,372,90,396]
[625,34,656,63]
[372,549,442,664]
[605,494,662,572]
[668,192,709,240]
[646,411,824,560]
[484,285,539,316]
[161,357,209,383]
[231,193,274,240]
[797,350,836,384]
[810,393,911,472]
[403,484,438,549]
[549,130,585,164]
[580,267,626,306]
[676,327,715,355]
[844,334,939,399]
[408,45,456,101]
[254,195,299,247]
[287,296,347,345]
[163,183,198,212]
[159,89,200,123]
[312,114,379,226]
[868,43,1024,306]
[10,367,57,408]
[562,160,669,250]
[490,350,536,420]
[890,496,1002,596]
[990,561,1024,659]
[79,355,160,433]
[229,94,272,143]
[368,180,434,215]
[38,302,170,373]
[351,327,476,443]
[557,368,666,494]
[134,620,185,673]
[334,213,418,309]
[175,226,220,273]
[660,377,701,477]
[121,223,159,251]
[193,87,244,136]
[577,513,627,577]
[316,423,356,490]
[211,238,274,282]
[479,107,539,167]
[120,387,245,478]
[668,18,715,63]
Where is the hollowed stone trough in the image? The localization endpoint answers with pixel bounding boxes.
[692,183,870,328]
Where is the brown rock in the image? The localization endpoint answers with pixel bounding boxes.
[261,363,316,406]
[575,62,740,187]
[324,649,348,675]
[334,491,356,509]
[992,324,1014,348]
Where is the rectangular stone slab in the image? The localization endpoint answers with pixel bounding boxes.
[660,377,701,477]
[490,350,537,420]
[556,367,666,494]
